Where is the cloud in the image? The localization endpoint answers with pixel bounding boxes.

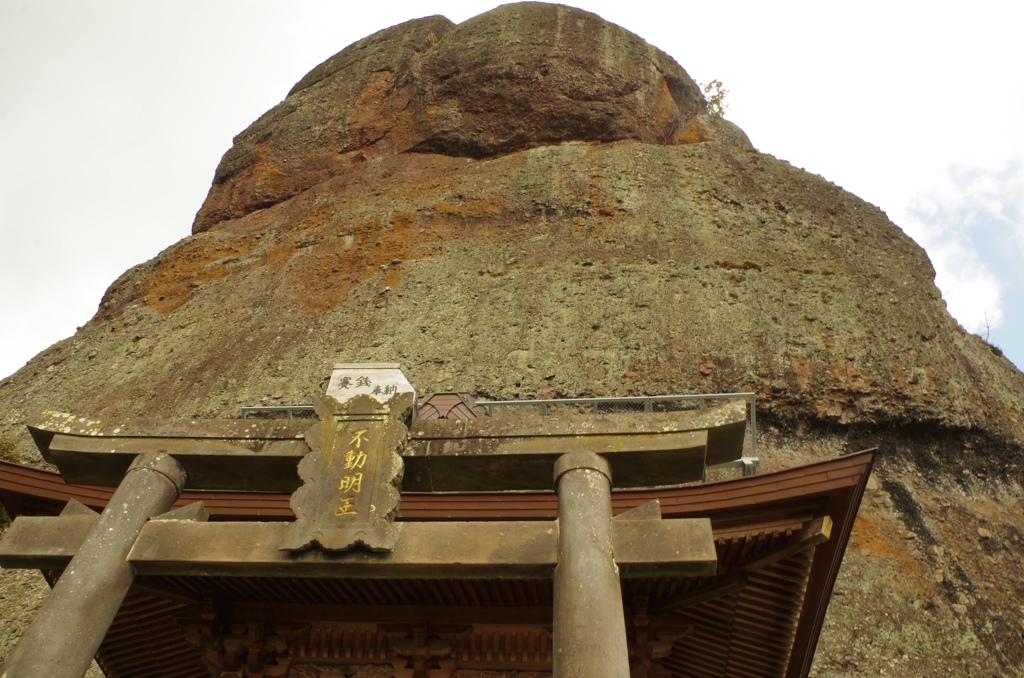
[924,241,1004,335]
[902,159,1024,336]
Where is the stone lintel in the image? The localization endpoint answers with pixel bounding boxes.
[0,516,716,579]
[28,402,745,491]
[37,428,710,492]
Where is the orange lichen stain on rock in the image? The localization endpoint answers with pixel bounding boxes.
[889,362,908,393]
[347,70,400,154]
[375,212,417,266]
[282,238,364,315]
[570,215,590,239]
[590,187,617,219]
[281,197,558,314]
[282,212,421,315]
[649,77,678,135]
[258,239,302,275]
[787,350,812,392]
[817,396,848,419]
[825,354,877,396]
[850,514,929,591]
[345,69,431,161]
[673,116,708,145]
[194,141,290,233]
[382,266,402,289]
[432,193,505,218]
[141,178,551,316]
[354,69,395,112]
[251,142,286,191]
[135,236,262,314]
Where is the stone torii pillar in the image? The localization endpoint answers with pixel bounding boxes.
[553,450,631,678]
[1,452,186,678]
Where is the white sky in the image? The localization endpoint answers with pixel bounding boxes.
[1,0,1022,380]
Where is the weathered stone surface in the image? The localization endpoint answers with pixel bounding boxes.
[407,2,705,158]
[191,2,705,233]
[192,14,456,234]
[2,2,1024,675]
[57,135,1024,449]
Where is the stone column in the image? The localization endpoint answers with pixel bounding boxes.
[552,451,630,678]
[1,452,187,678]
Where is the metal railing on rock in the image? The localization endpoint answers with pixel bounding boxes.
[240,405,317,420]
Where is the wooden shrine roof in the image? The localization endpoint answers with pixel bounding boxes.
[0,449,874,678]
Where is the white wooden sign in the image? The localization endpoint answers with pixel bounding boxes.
[325,363,415,403]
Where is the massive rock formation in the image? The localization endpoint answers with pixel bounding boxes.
[191,7,706,232]
[2,3,1023,675]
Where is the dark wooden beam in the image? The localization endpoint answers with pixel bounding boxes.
[650,515,833,615]
[739,515,832,575]
[650,572,748,615]
[232,602,553,627]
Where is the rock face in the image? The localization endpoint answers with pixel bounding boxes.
[192,2,706,233]
[2,3,1024,675]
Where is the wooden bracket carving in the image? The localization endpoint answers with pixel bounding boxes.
[651,515,833,615]
[381,623,472,678]
[184,605,307,678]
[629,596,691,678]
